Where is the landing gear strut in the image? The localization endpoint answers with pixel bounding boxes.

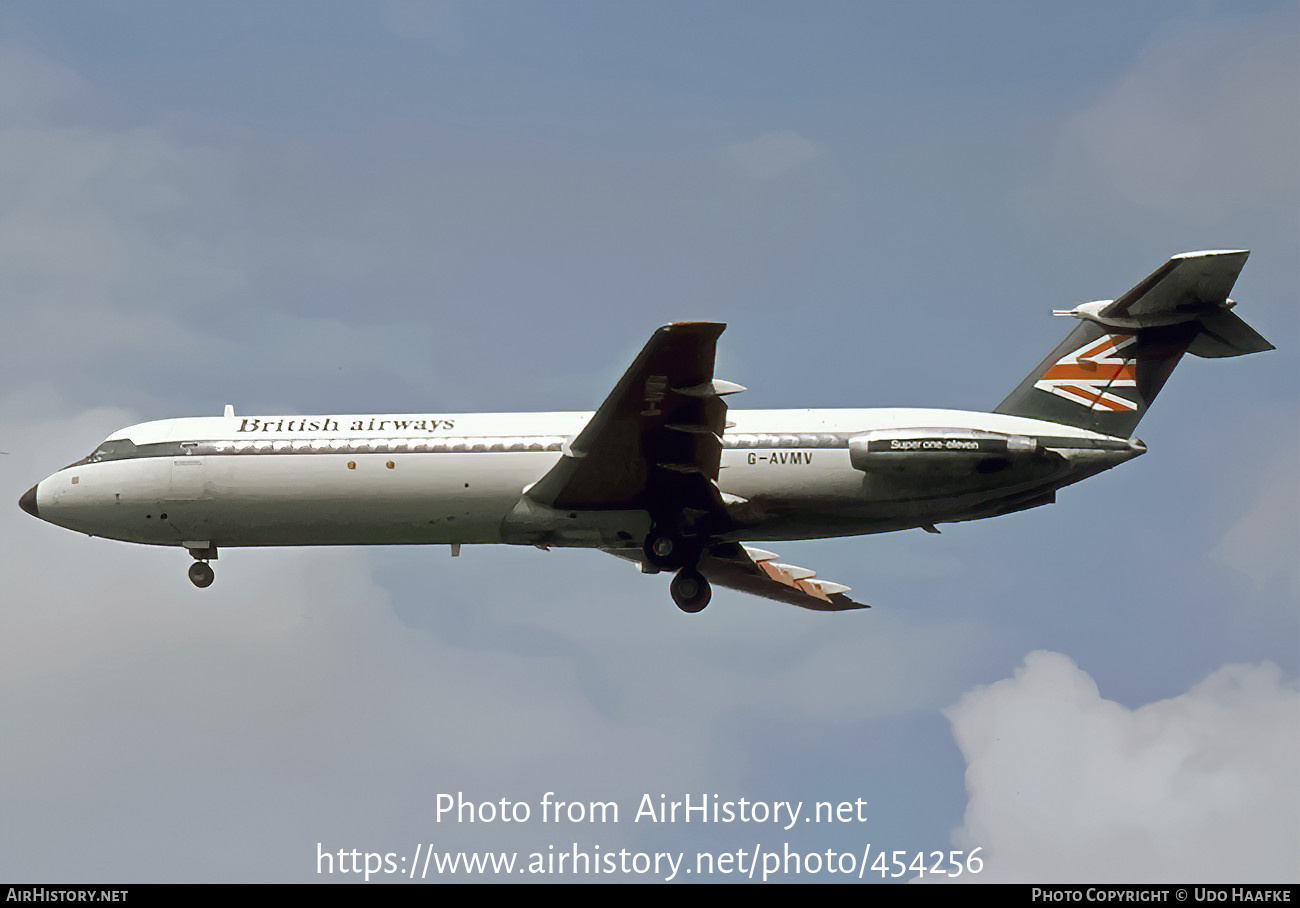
[643,528,710,611]
[644,523,706,571]
[671,568,711,613]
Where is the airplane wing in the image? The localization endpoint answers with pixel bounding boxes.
[524,321,741,530]
[699,543,868,611]
[604,543,869,612]
[530,321,866,612]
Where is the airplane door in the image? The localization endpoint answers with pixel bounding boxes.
[169,444,207,500]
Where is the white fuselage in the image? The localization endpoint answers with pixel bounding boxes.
[27,407,1141,552]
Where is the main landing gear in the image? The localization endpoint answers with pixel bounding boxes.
[645,530,712,613]
[670,568,711,613]
[186,544,218,588]
[643,530,690,570]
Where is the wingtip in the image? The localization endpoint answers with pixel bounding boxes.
[661,321,727,334]
[1172,249,1249,259]
[826,592,871,611]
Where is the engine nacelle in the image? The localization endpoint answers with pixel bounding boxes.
[847,428,1062,498]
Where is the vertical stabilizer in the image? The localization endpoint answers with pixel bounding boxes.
[994,320,1195,436]
[994,251,1271,437]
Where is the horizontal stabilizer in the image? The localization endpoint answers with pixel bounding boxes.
[1101,249,1248,324]
[1187,309,1276,358]
[675,379,747,397]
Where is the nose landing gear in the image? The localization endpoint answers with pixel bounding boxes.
[185,543,218,588]
[188,561,215,588]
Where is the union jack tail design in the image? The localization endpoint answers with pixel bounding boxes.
[1033,333,1138,413]
[995,320,1198,437]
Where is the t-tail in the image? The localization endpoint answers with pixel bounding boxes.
[994,250,1273,437]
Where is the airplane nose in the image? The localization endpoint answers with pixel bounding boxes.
[18,484,39,519]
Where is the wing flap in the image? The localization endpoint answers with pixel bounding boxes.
[697,544,869,612]
[600,544,868,611]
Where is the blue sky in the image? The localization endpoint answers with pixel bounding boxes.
[1,1,1296,883]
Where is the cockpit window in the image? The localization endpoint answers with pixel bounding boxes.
[66,439,140,468]
[88,440,138,462]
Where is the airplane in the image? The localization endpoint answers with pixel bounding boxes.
[18,250,1272,613]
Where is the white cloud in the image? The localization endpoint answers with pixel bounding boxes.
[943,651,1299,882]
[0,57,240,390]
[1031,6,1299,223]
[1213,446,1300,597]
[0,44,85,123]
[721,130,821,182]
[380,0,465,54]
